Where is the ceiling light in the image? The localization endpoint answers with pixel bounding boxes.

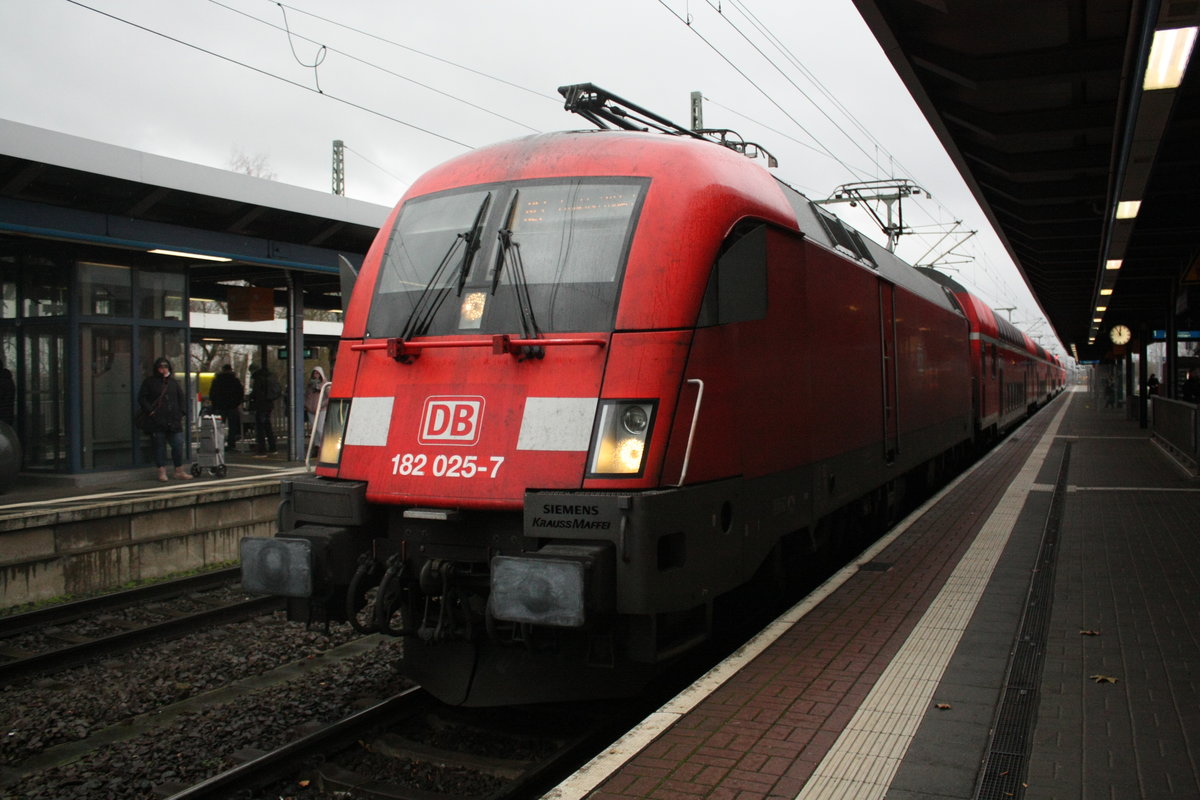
[1100,288,1113,296]
[1096,306,1107,312]
[1115,201,1141,219]
[1144,26,1197,90]
[148,248,233,263]
[1093,317,1103,323]
[1106,259,1123,270]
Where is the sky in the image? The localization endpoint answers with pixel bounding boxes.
[0,0,1060,355]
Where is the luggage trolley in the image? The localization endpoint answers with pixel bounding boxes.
[192,412,228,478]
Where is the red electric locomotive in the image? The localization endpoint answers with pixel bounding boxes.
[242,85,1060,706]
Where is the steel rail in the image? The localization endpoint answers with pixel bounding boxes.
[163,688,425,800]
[0,595,283,684]
[0,566,242,637]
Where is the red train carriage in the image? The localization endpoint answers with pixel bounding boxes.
[919,269,1065,437]
[242,86,1053,706]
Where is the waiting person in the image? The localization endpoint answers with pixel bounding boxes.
[137,357,193,482]
[248,365,281,454]
[209,364,244,451]
[304,366,329,452]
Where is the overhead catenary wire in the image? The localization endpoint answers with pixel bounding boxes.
[654,0,858,179]
[62,0,477,150]
[208,0,543,134]
[698,0,882,181]
[690,5,1041,327]
[262,0,561,106]
[275,2,326,92]
[344,144,412,191]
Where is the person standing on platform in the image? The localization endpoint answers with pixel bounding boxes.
[248,364,280,455]
[304,366,328,455]
[209,364,244,451]
[137,357,193,482]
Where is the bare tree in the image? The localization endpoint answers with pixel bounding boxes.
[229,149,278,181]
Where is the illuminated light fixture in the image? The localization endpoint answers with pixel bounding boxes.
[1144,26,1197,90]
[1100,288,1113,296]
[1096,306,1108,312]
[148,248,232,262]
[1115,201,1141,219]
[1093,317,1103,323]
[458,291,486,329]
[1106,259,1123,270]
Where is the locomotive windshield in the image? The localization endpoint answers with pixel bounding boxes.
[367,178,647,338]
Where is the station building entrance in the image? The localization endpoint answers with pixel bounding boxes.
[0,242,347,476]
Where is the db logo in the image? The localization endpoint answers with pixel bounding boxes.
[419,396,484,445]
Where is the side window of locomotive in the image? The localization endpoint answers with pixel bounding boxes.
[697,223,768,327]
[813,205,875,266]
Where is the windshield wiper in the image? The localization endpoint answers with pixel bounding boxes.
[491,191,540,342]
[399,193,492,340]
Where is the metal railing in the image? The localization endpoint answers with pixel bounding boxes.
[1151,396,1199,473]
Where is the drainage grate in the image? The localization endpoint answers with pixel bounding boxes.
[974,441,1070,800]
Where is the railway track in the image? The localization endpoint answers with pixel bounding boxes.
[0,567,283,683]
[164,689,632,800]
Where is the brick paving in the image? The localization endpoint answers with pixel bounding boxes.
[577,391,1200,799]
[585,400,1059,800]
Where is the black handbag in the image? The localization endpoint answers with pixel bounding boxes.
[136,384,167,433]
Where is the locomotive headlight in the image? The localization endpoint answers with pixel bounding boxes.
[317,398,350,467]
[587,400,655,476]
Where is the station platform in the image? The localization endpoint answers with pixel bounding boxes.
[0,448,307,511]
[548,388,1200,800]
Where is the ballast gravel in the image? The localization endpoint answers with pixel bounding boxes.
[1,612,412,799]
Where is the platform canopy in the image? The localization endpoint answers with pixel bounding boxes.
[0,118,390,312]
[852,0,1200,360]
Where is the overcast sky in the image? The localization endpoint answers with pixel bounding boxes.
[0,0,1059,352]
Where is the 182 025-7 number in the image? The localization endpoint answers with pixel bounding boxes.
[390,453,505,479]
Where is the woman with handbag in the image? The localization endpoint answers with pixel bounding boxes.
[136,357,193,482]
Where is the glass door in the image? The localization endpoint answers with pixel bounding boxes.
[23,328,67,470]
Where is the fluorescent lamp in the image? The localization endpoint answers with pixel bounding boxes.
[1115,201,1141,219]
[1096,306,1108,312]
[1144,27,1197,90]
[1093,317,1103,323]
[1106,260,1123,270]
[148,248,233,263]
[1100,288,1113,296]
